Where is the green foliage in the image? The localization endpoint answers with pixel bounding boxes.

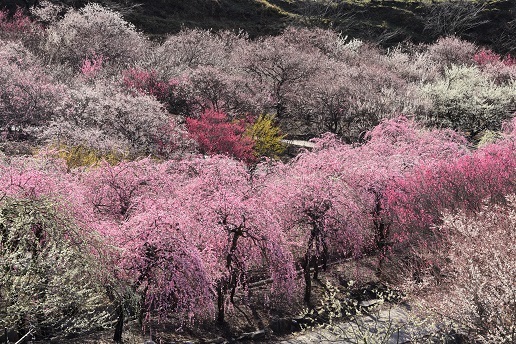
[246,114,286,159]
[0,198,113,338]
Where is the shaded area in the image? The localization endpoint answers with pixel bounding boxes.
[3,0,515,52]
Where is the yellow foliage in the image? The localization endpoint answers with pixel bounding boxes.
[246,114,286,159]
[477,130,503,148]
[54,145,125,169]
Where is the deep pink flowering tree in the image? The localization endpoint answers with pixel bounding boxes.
[0,7,42,49]
[376,125,516,283]
[186,109,256,163]
[263,117,468,300]
[473,49,516,67]
[80,54,105,79]
[121,68,191,116]
[384,140,516,240]
[122,68,171,100]
[472,48,516,83]
[0,8,36,36]
[354,117,467,268]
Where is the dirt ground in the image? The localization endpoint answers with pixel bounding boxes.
[38,256,416,344]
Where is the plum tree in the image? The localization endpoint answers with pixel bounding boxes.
[45,81,180,157]
[263,117,467,300]
[43,3,148,68]
[0,40,63,141]
[433,202,515,343]
[186,109,255,163]
[0,161,116,339]
[175,156,296,322]
[0,198,114,339]
[421,64,516,137]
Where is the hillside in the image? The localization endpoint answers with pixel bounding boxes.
[0,1,515,343]
[3,0,516,52]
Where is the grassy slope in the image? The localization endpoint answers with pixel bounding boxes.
[124,0,515,51]
[3,0,515,51]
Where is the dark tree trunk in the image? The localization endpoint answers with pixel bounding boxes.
[216,223,242,323]
[302,253,312,303]
[216,282,225,324]
[371,190,390,276]
[113,304,124,343]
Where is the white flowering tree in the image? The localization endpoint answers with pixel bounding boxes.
[0,197,115,339]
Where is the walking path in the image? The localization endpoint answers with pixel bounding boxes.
[279,303,442,344]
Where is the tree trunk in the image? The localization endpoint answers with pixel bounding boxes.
[216,282,225,324]
[113,303,124,343]
[372,190,389,276]
[302,254,312,303]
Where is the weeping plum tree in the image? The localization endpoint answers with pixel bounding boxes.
[176,156,296,323]
[82,159,163,222]
[358,117,468,249]
[116,203,215,326]
[0,161,116,340]
[264,117,468,301]
[79,159,173,341]
[82,158,216,327]
[264,150,366,303]
[0,198,114,339]
[79,157,295,328]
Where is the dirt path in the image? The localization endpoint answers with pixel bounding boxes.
[278,303,442,344]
